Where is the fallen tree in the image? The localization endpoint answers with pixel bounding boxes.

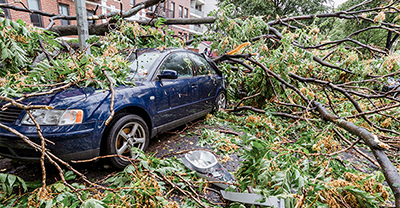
[1,0,400,207]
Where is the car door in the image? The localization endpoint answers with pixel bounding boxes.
[153,52,198,127]
[188,53,219,111]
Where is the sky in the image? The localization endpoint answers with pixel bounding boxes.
[332,0,349,7]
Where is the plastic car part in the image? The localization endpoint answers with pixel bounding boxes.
[182,150,236,189]
[220,191,285,207]
[185,150,218,172]
[106,114,149,169]
[21,109,83,125]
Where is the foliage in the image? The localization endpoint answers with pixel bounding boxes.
[1,110,393,207]
[203,112,391,207]
[0,150,218,207]
[331,0,400,51]
[0,18,184,97]
[216,0,329,18]
[204,2,399,206]
[0,173,27,196]
[1,0,400,207]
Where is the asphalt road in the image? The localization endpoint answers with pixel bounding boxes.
[0,121,241,185]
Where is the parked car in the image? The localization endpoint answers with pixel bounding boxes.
[0,48,226,168]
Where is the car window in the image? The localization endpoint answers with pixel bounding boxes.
[127,52,161,82]
[188,53,215,76]
[159,52,193,78]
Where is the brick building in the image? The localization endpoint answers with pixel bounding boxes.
[1,0,217,49]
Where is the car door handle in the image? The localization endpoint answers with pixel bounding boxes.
[191,84,198,89]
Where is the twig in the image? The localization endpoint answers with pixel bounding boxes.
[26,111,47,202]
[217,129,240,136]
[332,128,380,168]
[154,171,209,208]
[172,172,201,201]
[71,154,139,163]
[165,119,203,135]
[234,92,261,109]
[102,69,115,126]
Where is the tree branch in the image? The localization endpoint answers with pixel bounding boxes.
[313,101,400,205]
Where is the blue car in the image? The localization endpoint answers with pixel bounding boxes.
[0,49,226,168]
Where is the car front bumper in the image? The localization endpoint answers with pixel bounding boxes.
[0,121,102,161]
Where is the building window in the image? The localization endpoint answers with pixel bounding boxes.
[184,8,188,18]
[59,4,70,26]
[0,0,10,19]
[179,5,183,18]
[130,0,135,6]
[27,0,43,27]
[195,5,202,11]
[170,2,175,18]
[148,6,154,11]
[87,10,96,25]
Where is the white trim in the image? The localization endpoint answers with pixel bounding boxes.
[101,0,107,23]
[134,16,204,35]
[85,1,114,10]
[170,25,203,35]
[189,12,201,18]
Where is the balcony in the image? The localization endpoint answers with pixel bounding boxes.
[189,25,204,33]
[190,7,204,18]
[191,0,205,5]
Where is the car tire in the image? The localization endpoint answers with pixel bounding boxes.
[106,114,149,169]
[214,91,227,112]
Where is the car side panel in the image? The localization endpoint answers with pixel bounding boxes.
[153,77,198,127]
[193,75,219,111]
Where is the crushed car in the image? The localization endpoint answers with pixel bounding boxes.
[0,48,226,168]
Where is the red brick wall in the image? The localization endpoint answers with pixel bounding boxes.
[8,0,100,27]
[9,0,30,25]
[7,0,192,40]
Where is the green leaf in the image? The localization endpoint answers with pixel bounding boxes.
[64,171,76,181]
[0,173,7,183]
[17,177,27,192]
[81,199,109,208]
[154,18,167,28]
[54,182,66,192]
[7,174,16,187]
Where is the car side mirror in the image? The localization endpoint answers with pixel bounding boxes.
[157,69,178,80]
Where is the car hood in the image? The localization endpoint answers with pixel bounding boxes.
[21,87,108,109]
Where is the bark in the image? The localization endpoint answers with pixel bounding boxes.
[49,23,110,36]
[386,30,400,52]
[0,4,57,17]
[134,17,217,26]
[49,17,217,36]
[1,0,164,33]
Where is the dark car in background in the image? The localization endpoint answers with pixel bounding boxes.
[0,49,226,168]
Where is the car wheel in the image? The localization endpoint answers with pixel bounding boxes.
[106,114,149,168]
[214,92,227,112]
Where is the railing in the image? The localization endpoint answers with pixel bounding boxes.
[190,25,204,33]
[190,7,204,17]
[191,0,205,5]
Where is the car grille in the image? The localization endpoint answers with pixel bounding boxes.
[0,108,23,123]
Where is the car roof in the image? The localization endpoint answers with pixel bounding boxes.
[135,48,200,55]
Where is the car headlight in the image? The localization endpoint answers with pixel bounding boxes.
[21,109,83,125]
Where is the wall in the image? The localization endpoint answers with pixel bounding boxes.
[5,0,192,41]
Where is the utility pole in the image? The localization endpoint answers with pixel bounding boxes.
[75,0,91,55]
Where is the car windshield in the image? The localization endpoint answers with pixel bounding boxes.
[127,51,161,82]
